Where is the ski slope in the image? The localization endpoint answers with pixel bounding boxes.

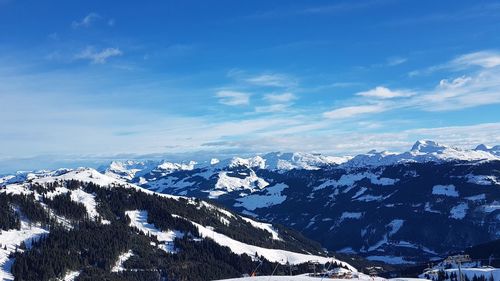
[188,219,355,270]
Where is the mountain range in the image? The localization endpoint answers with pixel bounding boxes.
[93,141,500,264]
[1,140,499,280]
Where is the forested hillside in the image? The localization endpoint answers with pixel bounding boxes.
[0,169,351,281]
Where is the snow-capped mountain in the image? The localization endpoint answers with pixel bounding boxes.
[101,160,197,181]
[86,141,500,265]
[100,151,350,182]
[0,168,354,281]
[343,140,499,168]
[102,160,159,180]
[99,141,500,183]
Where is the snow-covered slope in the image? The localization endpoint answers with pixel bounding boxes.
[188,217,352,268]
[0,220,48,281]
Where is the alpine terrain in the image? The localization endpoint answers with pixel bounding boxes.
[96,141,500,265]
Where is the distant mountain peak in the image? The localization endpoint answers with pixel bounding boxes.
[411,140,446,153]
[228,156,266,169]
[475,144,490,151]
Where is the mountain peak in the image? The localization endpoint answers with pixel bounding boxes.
[475,144,490,151]
[228,156,266,169]
[411,140,446,153]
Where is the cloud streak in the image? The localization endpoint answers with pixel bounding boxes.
[355,86,413,99]
[215,90,250,106]
[323,104,386,119]
[244,73,297,88]
[72,13,102,28]
[264,92,296,103]
[75,47,123,64]
[450,51,500,69]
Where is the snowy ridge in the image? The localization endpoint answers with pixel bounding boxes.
[215,152,348,171]
[227,156,266,169]
[103,160,158,180]
[155,160,197,174]
[260,152,349,170]
[211,170,269,198]
[31,167,186,201]
[181,217,356,270]
[1,168,188,225]
[102,160,196,182]
[344,140,500,168]
[0,168,72,186]
[88,141,500,185]
[28,141,499,186]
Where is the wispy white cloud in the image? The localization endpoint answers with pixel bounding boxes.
[450,50,500,69]
[221,72,298,111]
[263,92,296,103]
[386,56,407,66]
[323,104,386,119]
[355,86,414,99]
[75,47,123,64]
[72,13,102,28]
[245,73,297,88]
[254,92,298,113]
[255,103,290,113]
[215,90,250,106]
[409,50,500,76]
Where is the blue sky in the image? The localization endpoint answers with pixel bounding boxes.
[1,0,500,171]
